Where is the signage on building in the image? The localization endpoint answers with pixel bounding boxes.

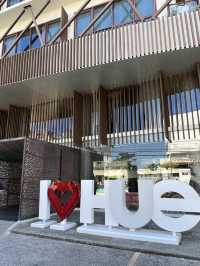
[32,179,200,245]
[77,179,200,245]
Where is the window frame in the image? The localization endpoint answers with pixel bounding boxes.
[45,20,61,43]
[75,9,92,36]
[93,2,114,32]
[135,0,157,19]
[74,0,157,37]
[2,34,17,56]
[2,19,60,56]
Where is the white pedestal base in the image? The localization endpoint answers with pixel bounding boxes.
[77,224,182,245]
[50,219,77,231]
[31,220,56,229]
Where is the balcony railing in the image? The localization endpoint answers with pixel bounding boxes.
[0,9,200,86]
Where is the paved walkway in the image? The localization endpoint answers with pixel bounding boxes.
[0,207,18,239]
[12,210,200,261]
[0,210,200,265]
[0,232,200,266]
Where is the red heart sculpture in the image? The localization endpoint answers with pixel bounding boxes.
[48,180,80,221]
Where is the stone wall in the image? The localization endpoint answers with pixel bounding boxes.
[19,139,61,220]
[0,161,22,207]
[0,138,101,219]
[19,139,85,220]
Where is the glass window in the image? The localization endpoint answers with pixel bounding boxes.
[30,27,45,49]
[3,35,16,56]
[75,0,156,36]
[7,0,23,7]
[136,0,154,18]
[94,5,112,32]
[169,0,197,16]
[3,20,61,56]
[16,33,30,53]
[114,0,133,26]
[76,11,91,36]
[30,30,41,49]
[46,21,60,43]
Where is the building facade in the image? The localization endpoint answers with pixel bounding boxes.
[0,0,200,218]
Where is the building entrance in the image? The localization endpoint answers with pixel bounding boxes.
[0,138,24,221]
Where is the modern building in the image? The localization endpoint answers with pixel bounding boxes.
[0,0,200,219]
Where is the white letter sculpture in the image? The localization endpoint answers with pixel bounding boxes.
[31,180,56,229]
[108,179,153,229]
[80,180,118,227]
[77,179,200,245]
[153,180,200,232]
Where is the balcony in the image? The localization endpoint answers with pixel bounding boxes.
[1,9,200,75]
[0,2,199,110]
[0,2,199,147]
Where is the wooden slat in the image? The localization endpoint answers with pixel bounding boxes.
[0,10,200,86]
[0,68,199,146]
[73,92,83,147]
[159,74,170,141]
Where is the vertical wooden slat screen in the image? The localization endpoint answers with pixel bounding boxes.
[0,10,200,86]
[82,90,100,148]
[29,95,75,147]
[0,111,8,139]
[165,71,200,141]
[0,71,199,146]
[107,84,164,145]
[74,92,83,147]
[99,87,108,145]
[105,71,200,145]
[5,106,30,139]
[160,74,170,141]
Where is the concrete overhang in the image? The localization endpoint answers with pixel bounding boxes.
[0,46,199,109]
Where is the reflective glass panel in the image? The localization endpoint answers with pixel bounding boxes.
[136,0,154,17]
[16,33,30,53]
[46,21,60,43]
[94,5,112,32]
[114,0,133,25]
[30,27,45,49]
[76,11,91,36]
[3,35,16,56]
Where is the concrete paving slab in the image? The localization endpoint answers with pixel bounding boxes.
[0,220,14,237]
[12,210,200,261]
[0,233,134,266]
[1,232,200,266]
[134,253,200,266]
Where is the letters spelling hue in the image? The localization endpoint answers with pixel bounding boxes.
[80,179,200,233]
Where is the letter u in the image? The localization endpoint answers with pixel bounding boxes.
[107,179,154,229]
